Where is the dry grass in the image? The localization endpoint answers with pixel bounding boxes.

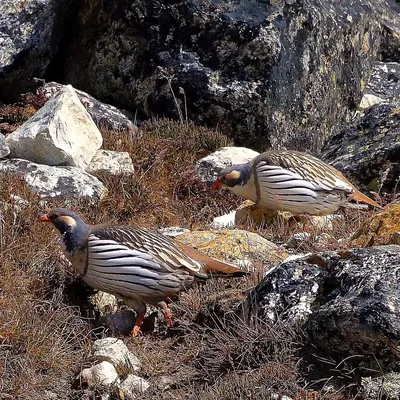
[0,97,376,399]
[0,175,91,399]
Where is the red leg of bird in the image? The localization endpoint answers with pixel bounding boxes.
[159,301,173,327]
[131,307,147,337]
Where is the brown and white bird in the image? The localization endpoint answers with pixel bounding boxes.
[212,150,381,216]
[39,208,247,336]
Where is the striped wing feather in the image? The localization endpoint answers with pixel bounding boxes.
[254,150,354,193]
[90,225,205,276]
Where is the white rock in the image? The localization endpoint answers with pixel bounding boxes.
[358,93,386,111]
[80,361,120,387]
[93,338,141,372]
[0,133,10,158]
[211,210,237,229]
[0,159,107,203]
[87,150,134,175]
[158,226,190,238]
[6,85,102,169]
[119,374,150,398]
[196,146,260,183]
[42,81,138,133]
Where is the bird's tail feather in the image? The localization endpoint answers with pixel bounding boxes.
[178,243,249,277]
[348,188,382,209]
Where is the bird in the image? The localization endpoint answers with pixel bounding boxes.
[212,149,381,216]
[39,208,248,336]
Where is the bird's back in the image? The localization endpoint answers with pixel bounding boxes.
[83,225,205,300]
[249,150,356,215]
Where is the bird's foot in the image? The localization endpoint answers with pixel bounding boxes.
[160,301,173,327]
[131,325,143,337]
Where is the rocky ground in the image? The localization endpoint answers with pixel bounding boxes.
[1,1,400,399]
[0,82,399,400]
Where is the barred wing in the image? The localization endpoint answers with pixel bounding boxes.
[254,150,355,193]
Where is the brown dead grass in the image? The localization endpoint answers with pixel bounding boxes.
[0,175,91,399]
[0,91,48,135]
[0,109,375,399]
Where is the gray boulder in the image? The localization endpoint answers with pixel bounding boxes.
[0,0,77,101]
[246,245,400,374]
[0,158,107,203]
[322,103,400,194]
[6,85,102,169]
[63,0,384,152]
[41,82,138,133]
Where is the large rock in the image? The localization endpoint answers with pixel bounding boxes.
[0,0,77,101]
[63,0,382,152]
[246,246,400,374]
[322,103,400,194]
[41,82,138,133]
[196,146,259,183]
[175,229,286,270]
[0,133,9,158]
[6,85,102,169]
[93,338,141,372]
[0,159,107,203]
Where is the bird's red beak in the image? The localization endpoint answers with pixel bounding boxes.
[212,179,222,190]
[38,213,50,222]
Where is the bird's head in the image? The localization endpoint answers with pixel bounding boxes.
[39,208,89,253]
[212,164,251,190]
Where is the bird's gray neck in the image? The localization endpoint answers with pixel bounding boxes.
[239,163,252,185]
[60,226,89,276]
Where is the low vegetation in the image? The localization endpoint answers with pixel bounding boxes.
[0,97,375,399]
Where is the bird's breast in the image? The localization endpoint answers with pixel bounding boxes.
[228,177,258,203]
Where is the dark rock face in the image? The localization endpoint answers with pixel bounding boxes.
[363,62,400,106]
[62,0,382,152]
[378,0,400,62]
[246,246,400,375]
[0,0,78,101]
[322,103,400,194]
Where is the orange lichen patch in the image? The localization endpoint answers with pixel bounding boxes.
[351,202,400,247]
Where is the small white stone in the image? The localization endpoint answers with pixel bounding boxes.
[358,93,386,111]
[119,374,150,398]
[0,133,10,158]
[211,211,237,229]
[87,149,134,175]
[93,338,141,372]
[80,361,120,387]
[158,226,190,238]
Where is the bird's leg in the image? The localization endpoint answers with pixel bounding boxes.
[131,303,147,337]
[158,301,173,327]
